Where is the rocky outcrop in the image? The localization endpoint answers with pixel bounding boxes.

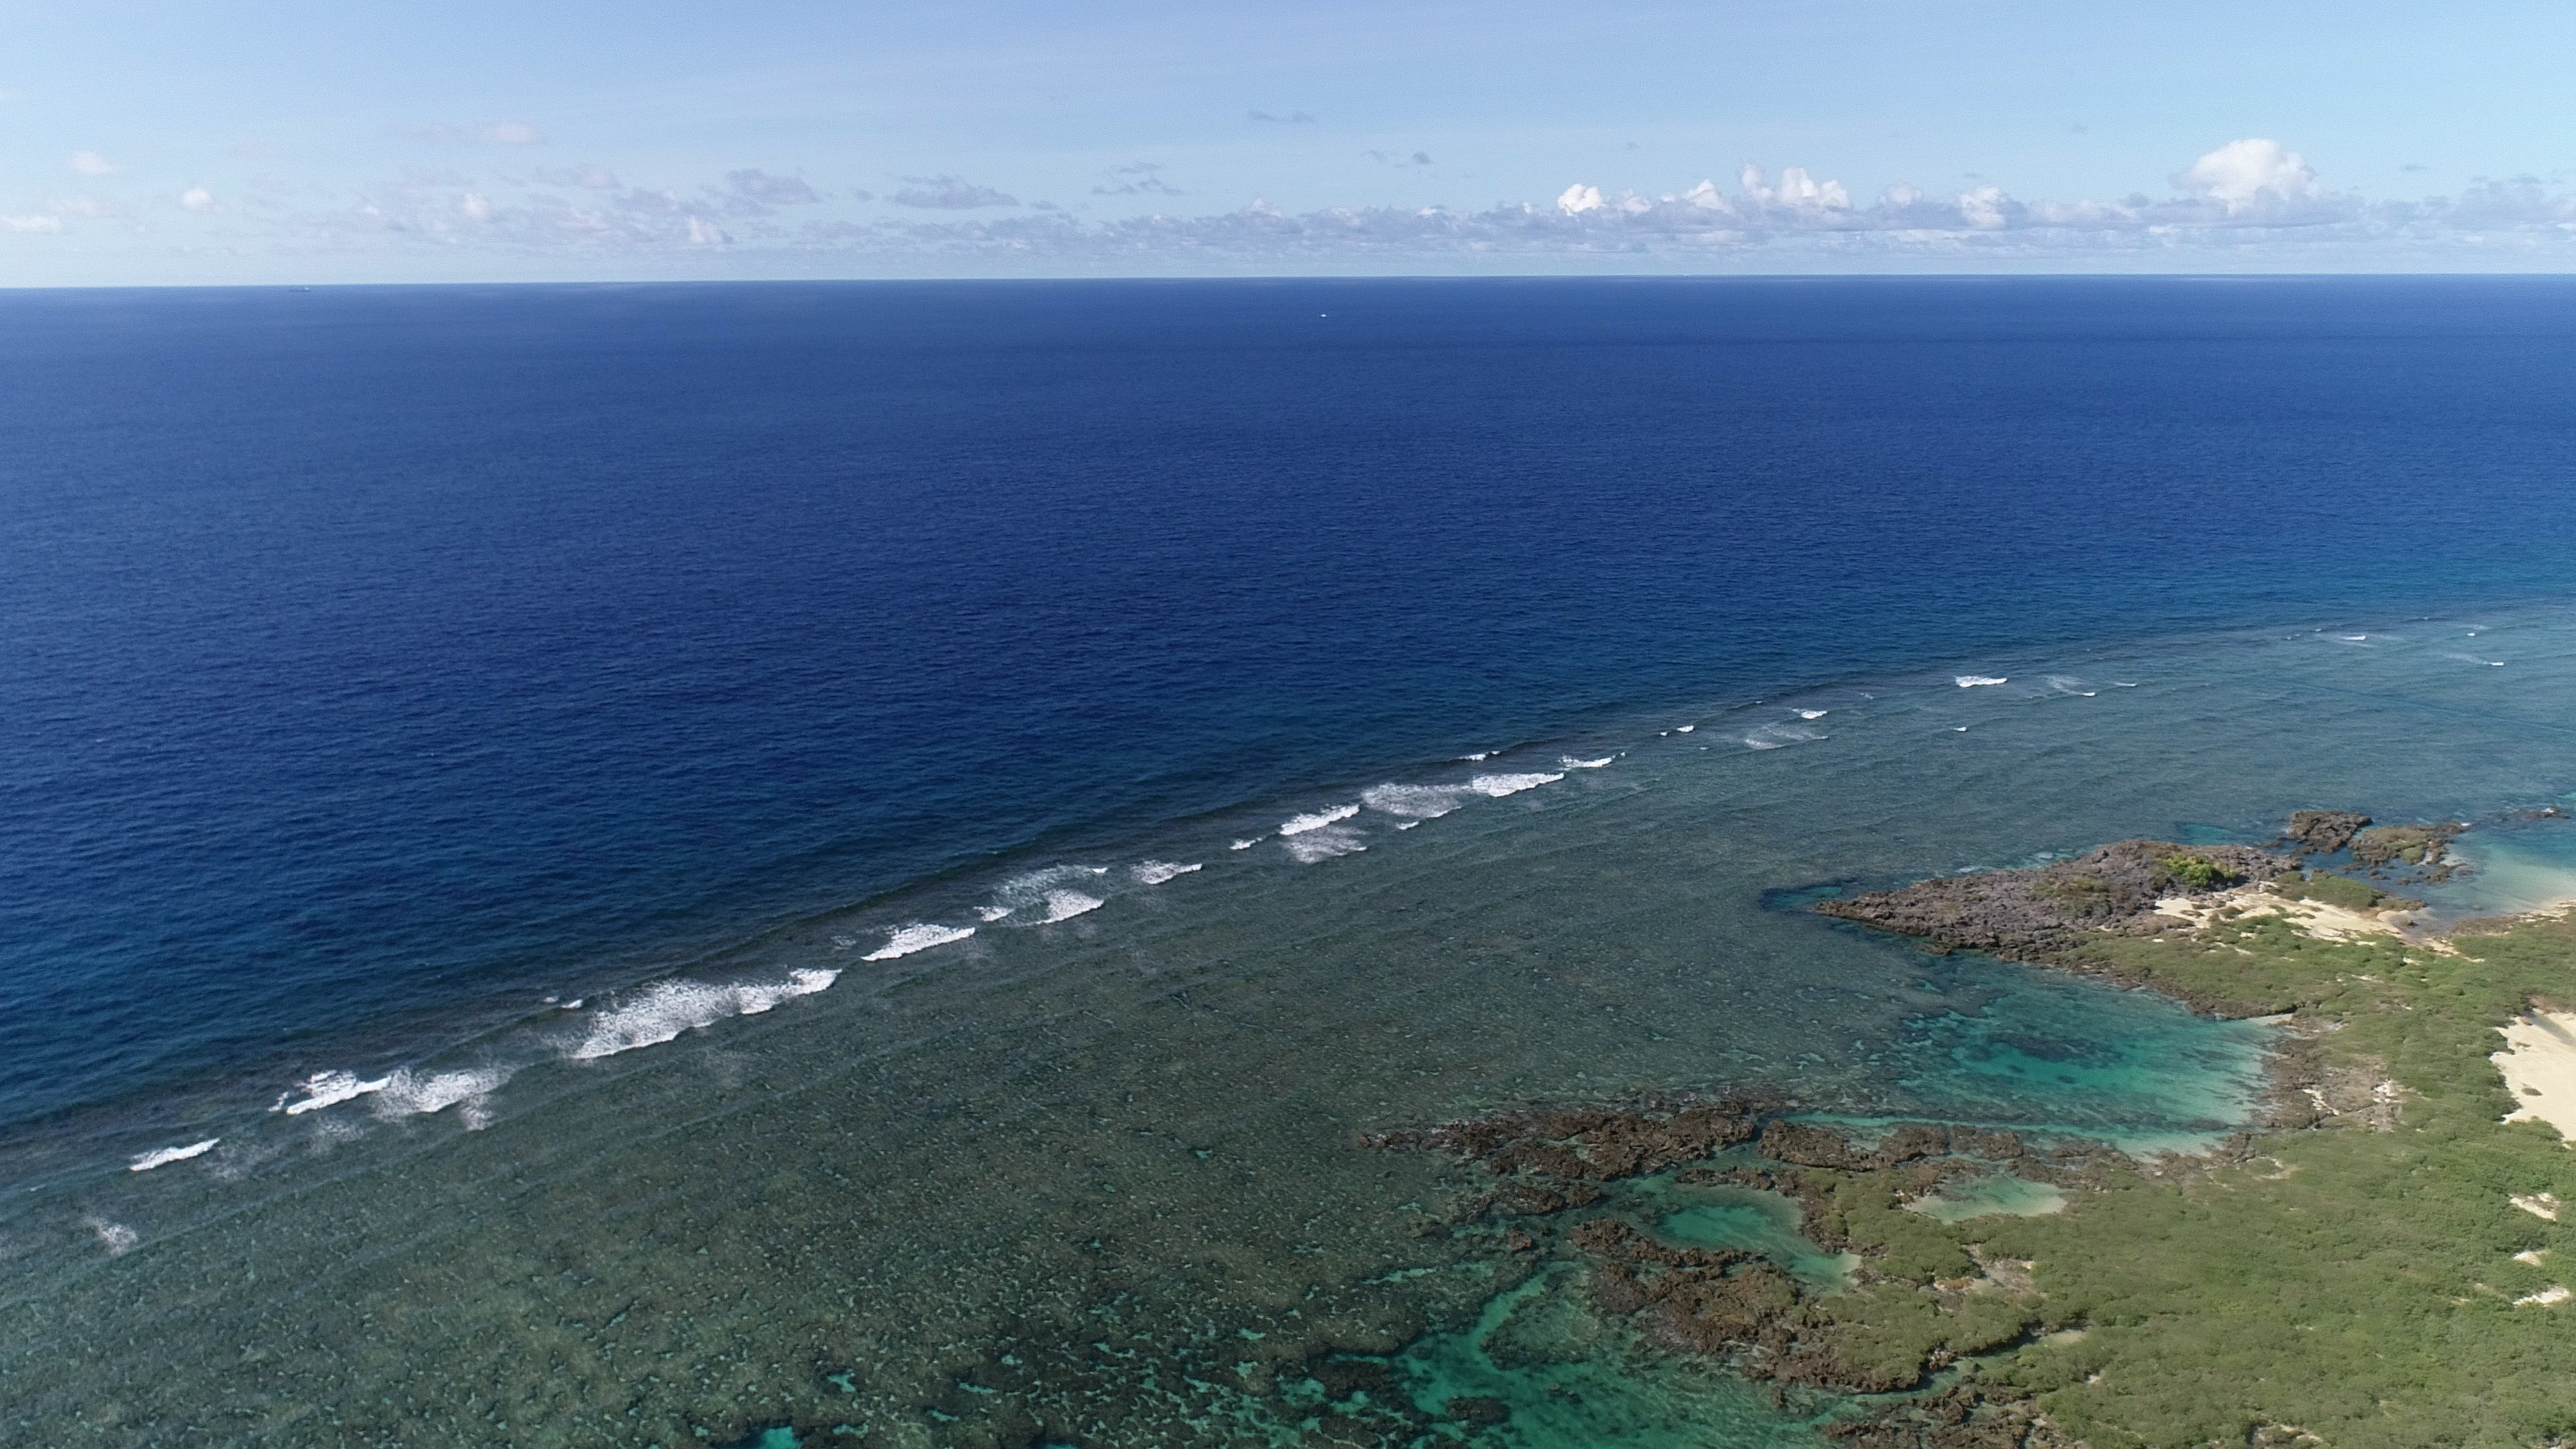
[2283,810,2371,855]
[1813,838,2286,964]
[2350,821,2464,873]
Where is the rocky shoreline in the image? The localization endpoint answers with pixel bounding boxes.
[1364,809,2486,1448]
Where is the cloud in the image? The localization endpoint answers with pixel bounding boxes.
[1,213,62,233]
[2175,138,2317,213]
[1366,150,1434,168]
[179,186,215,211]
[1737,164,1850,209]
[1248,110,1317,124]
[113,139,2576,269]
[69,150,114,175]
[890,174,1018,209]
[1091,163,1182,197]
[723,168,822,206]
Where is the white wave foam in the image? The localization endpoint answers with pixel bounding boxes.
[1362,783,1467,818]
[1743,724,1827,750]
[1955,675,2007,688]
[1396,820,1421,830]
[1675,724,1696,733]
[280,1070,390,1116]
[373,1067,512,1130]
[983,864,1113,919]
[2111,682,2138,688]
[1953,725,1970,732]
[1284,826,1367,863]
[2339,634,2369,642]
[1796,710,1829,720]
[565,968,839,1061]
[2044,674,2098,697]
[1040,890,1104,922]
[1459,751,1492,761]
[127,1138,219,1173]
[865,922,975,960]
[1470,772,1562,796]
[1229,837,1263,851]
[1560,755,1615,769]
[87,1218,137,1256]
[1281,804,1359,835]
[1130,860,1202,885]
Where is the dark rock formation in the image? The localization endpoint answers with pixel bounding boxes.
[2350,821,2464,871]
[1823,1383,2080,1449]
[2283,810,2371,855]
[1363,1095,1768,1184]
[1813,838,2286,963]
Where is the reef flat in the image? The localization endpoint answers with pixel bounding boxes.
[1379,814,2576,1448]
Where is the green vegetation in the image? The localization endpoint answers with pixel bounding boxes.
[2267,869,2386,912]
[2155,853,2231,891]
[1786,910,2576,1447]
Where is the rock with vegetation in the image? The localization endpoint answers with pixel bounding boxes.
[1373,815,2576,1448]
[2282,809,2372,855]
[2350,820,2465,871]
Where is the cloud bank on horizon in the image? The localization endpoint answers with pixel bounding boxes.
[5,0,2575,281]
[25,139,2563,274]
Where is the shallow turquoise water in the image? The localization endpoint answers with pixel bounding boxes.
[5,604,2576,1443]
[1904,1175,2069,1224]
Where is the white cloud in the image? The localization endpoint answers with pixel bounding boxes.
[68,150,114,175]
[722,168,822,209]
[1740,164,1850,210]
[1956,184,2013,230]
[890,174,1017,209]
[2176,138,2317,213]
[179,186,215,211]
[177,140,2576,268]
[1,213,62,233]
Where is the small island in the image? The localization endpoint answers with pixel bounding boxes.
[1371,812,2576,1448]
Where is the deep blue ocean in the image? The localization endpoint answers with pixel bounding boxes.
[7,275,2576,1136]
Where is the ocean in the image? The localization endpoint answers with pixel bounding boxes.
[5,277,2576,1445]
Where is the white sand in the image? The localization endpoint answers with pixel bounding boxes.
[2155,885,2412,945]
[2493,1012,2576,1142]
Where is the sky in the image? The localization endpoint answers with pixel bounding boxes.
[5,0,2575,283]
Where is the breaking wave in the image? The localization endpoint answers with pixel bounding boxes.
[864,922,975,960]
[1040,890,1104,922]
[128,1138,219,1173]
[1130,860,1202,885]
[1281,804,1360,835]
[564,969,840,1061]
[1284,826,1367,863]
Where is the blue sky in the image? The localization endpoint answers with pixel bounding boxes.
[7,0,2574,282]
